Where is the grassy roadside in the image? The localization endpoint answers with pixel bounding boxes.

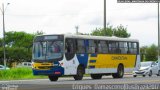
[0,67,47,80]
[0,67,90,80]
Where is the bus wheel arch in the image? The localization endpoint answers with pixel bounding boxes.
[73,64,85,80]
[112,63,124,78]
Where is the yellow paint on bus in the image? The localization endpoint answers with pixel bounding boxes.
[32,62,53,70]
[88,54,136,69]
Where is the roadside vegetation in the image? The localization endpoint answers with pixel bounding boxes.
[0,31,44,67]
[0,67,91,80]
[140,44,158,62]
[0,67,47,80]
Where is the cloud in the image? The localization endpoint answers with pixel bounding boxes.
[0,0,158,46]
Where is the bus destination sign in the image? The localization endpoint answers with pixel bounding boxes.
[117,0,160,3]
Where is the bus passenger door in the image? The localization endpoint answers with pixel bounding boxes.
[63,39,78,75]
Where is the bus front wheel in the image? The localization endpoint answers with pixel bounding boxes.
[91,74,102,79]
[48,76,58,81]
[73,66,84,80]
[112,64,124,78]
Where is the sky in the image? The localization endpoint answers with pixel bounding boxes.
[0,0,158,46]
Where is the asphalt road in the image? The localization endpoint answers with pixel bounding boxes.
[0,75,160,90]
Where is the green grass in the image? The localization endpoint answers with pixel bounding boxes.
[0,67,47,80]
[0,67,91,80]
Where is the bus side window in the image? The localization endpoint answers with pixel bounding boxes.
[128,42,137,54]
[127,50,131,54]
[95,40,98,53]
[77,39,85,53]
[108,42,112,53]
[132,42,138,54]
[65,39,74,53]
[98,41,102,53]
[88,40,96,53]
[98,41,108,53]
[115,42,121,54]
[119,42,128,54]
[109,41,116,53]
[65,38,75,60]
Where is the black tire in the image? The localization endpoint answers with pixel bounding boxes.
[48,76,58,81]
[133,75,137,77]
[112,64,124,78]
[73,66,84,80]
[157,70,160,76]
[91,74,102,79]
[143,75,145,77]
[149,71,152,77]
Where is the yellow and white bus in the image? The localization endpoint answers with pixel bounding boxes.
[32,34,140,81]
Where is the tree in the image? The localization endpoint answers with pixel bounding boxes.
[0,31,38,66]
[145,44,158,61]
[91,24,130,38]
[114,25,130,38]
[5,31,34,48]
[0,47,3,64]
[0,38,2,47]
[140,46,147,62]
[35,30,44,35]
[91,25,113,36]
[0,47,32,67]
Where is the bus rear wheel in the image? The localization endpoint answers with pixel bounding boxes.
[48,76,58,81]
[133,75,137,77]
[91,74,102,79]
[112,64,124,78]
[73,66,84,80]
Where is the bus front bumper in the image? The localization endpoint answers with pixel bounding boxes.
[32,66,64,76]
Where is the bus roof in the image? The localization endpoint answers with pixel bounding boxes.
[64,34,139,42]
[36,34,139,42]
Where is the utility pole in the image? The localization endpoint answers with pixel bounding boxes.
[1,3,10,69]
[104,0,106,31]
[2,3,6,70]
[158,2,160,62]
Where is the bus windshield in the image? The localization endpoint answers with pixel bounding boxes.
[32,40,64,61]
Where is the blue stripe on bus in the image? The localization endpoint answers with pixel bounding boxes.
[90,54,97,57]
[76,54,88,68]
[89,66,95,69]
[89,60,96,63]
[32,66,64,76]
